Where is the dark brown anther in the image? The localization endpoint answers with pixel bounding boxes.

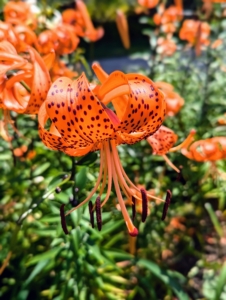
[55,187,61,194]
[89,201,95,228]
[140,188,148,222]
[60,204,69,235]
[132,196,136,221]
[176,166,186,185]
[95,196,102,231]
[161,190,172,221]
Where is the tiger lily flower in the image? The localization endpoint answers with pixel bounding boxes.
[155,82,184,116]
[13,24,38,52]
[0,41,51,114]
[0,21,19,48]
[3,0,37,30]
[138,0,159,9]
[62,9,86,37]
[156,37,177,57]
[147,125,196,172]
[38,63,168,236]
[36,24,80,55]
[181,137,226,162]
[153,5,182,33]
[179,20,210,47]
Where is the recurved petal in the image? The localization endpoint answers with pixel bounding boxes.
[25,47,51,114]
[38,101,77,153]
[45,73,115,147]
[42,50,55,71]
[119,74,166,136]
[146,125,178,155]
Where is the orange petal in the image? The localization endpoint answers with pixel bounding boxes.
[25,46,51,114]
[147,125,178,155]
[42,50,55,71]
[45,74,115,146]
[38,101,72,152]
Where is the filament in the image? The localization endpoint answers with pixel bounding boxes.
[65,144,105,216]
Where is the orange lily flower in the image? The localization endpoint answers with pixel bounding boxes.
[205,0,226,2]
[62,9,85,37]
[147,125,196,172]
[3,1,37,30]
[36,30,59,55]
[36,24,80,55]
[50,58,78,82]
[76,0,104,42]
[38,63,168,236]
[156,37,177,57]
[13,24,37,52]
[116,10,130,49]
[181,137,226,162]
[138,0,159,9]
[154,5,182,33]
[0,21,19,48]
[0,41,51,114]
[155,81,184,116]
[179,20,210,46]
[202,0,213,18]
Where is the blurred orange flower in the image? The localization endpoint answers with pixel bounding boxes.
[157,37,177,56]
[181,137,226,161]
[62,8,85,37]
[211,39,223,49]
[138,0,159,8]
[36,24,79,55]
[76,0,104,42]
[0,21,19,48]
[0,41,51,114]
[3,0,37,30]
[147,125,195,172]
[156,81,184,116]
[179,20,210,46]
[154,5,182,33]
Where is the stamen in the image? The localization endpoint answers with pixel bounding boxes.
[176,166,186,185]
[161,190,172,221]
[88,201,95,228]
[100,141,113,207]
[65,144,105,216]
[162,154,180,173]
[95,196,102,231]
[60,204,69,235]
[140,189,148,222]
[132,196,136,221]
[110,141,138,237]
[111,139,166,205]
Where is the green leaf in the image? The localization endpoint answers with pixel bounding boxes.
[32,162,51,177]
[75,167,87,190]
[24,259,49,286]
[26,247,61,266]
[137,259,189,300]
[76,152,98,166]
[214,263,226,300]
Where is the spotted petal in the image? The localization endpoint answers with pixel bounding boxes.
[45,73,116,148]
